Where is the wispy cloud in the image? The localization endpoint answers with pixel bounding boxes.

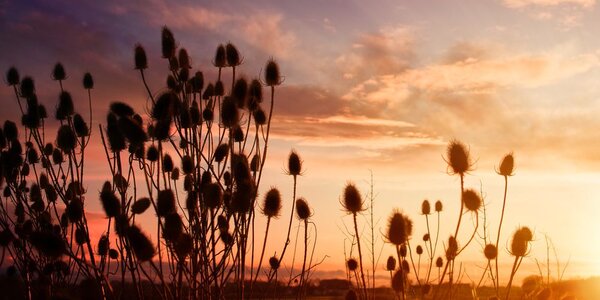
[503,0,595,8]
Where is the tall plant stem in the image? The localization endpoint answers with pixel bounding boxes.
[495,175,508,293]
[353,212,368,299]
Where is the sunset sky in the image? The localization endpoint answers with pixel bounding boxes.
[1,0,600,286]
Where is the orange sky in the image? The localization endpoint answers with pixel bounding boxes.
[1,0,600,287]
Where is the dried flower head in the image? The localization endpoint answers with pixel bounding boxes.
[446,140,472,175]
[83,72,94,89]
[421,199,431,215]
[56,125,77,153]
[126,225,155,261]
[386,256,396,271]
[134,44,148,70]
[110,102,135,117]
[178,48,191,69]
[462,189,482,212]
[163,213,183,241]
[436,256,443,268]
[484,244,497,260]
[342,182,364,214]
[56,91,74,120]
[226,43,241,67]
[269,256,280,269]
[287,150,302,176]
[262,187,282,218]
[156,189,176,217]
[220,96,238,127]
[416,245,423,255]
[435,200,443,212]
[100,181,121,218]
[6,67,19,86]
[264,59,281,86]
[498,153,515,176]
[161,27,176,59]
[20,76,35,98]
[511,226,533,257]
[445,236,458,261]
[106,113,126,152]
[73,113,89,137]
[391,269,404,292]
[295,198,311,220]
[131,197,151,215]
[52,63,66,81]
[386,210,412,245]
[174,233,193,258]
[203,183,223,209]
[181,155,194,174]
[214,44,227,68]
[347,258,358,271]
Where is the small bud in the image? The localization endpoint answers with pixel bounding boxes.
[498,153,515,176]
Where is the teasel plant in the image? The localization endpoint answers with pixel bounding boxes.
[1,62,114,299]
[340,182,368,299]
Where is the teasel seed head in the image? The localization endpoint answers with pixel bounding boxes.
[162,154,173,172]
[346,258,358,271]
[161,27,176,59]
[6,67,19,86]
[295,198,311,220]
[423,233,430,242]
[217,215,229,232]
[386,256,396,271]
[446,140,472,176]
[75,227,88,245]
[248,78,263,104]
[109,249,119,259]
[29,231,65,258]
[253,107,267,125]
[202,107,214,122]
[73,114,89,137]
[498,153,515,176]
[106,113,126,152]
[220,231,234,245]
[19,76,35,98]
[146,145,159,162]
[233,125,244,142]
[100,181,121,218]
[114,214,129,236]
[181,155,194,174]
[156,189,176,217]
[56,125,77,153]
[510,226,533,257]
[264,59,281,86]
[174,233,193,258]
[52,63,66,81]
[203,83,214,100]
[214,144,229,163]
[269,256,280,269]
[462,189,482,212]
[56,91,74,120]
[436,256,443,268]
[445,236,458,261]
[391,269,404,292]
[250,154,260,172]
[97,235,109,256]
[226,43,241,67]
[178,48,191,69]
[386,210,411,245]
[163,213,183,242]
[262,187,282,218]
[399,244,407,257]
[416,245,423,255]
[287,150,302,176]
[80,72,94,90]
[402,260,410,273]
[110,102,135,117]
[203,183,223,209]
[126,225,155,261]
[191,72,204,94]
[484,244,497,260]
[342,182,364,214]
[231,179,255,214]
[220,96,238,127]
[214,44,227,68]
[421,199,431,215]
[215,80,225,95]
[233,78,248,109]
[435,200,443,212]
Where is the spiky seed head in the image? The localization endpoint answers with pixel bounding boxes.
[83,72,94,89]
[203,183,223,209]
[20,76,35,98]
[66,198,84,222]
[191,72,204,94]
[110,102,135,117]
[97,235,109,255]
[446,236,458,261]
[402,260,410,273]
[391,269,404,292]
[226,43,241,67]
[126,225,155,261]
[3,121,17,141]
[214,144,229,163]
[220,231,234,245]
[201,170,212,187]
[203,83,214,100]
[261,188,282,218]
[161,27,176,59]
[249,78,263,103]
[217,215,229,232]
[52,63,66,81]
[73,114,89,137]
[264,59,281,86]
[56,91,74,120]
[156,189,176,217]
[421,200,431,215]
[99,181,121,218]
[518,226,533,241]
[220,96,238,127]
[231,179,255,213]
[6,67,19,86]
[56,125,77,153]
[399,244,407,257]
[484,244,497,260]
[253,107,267,125]
[174,233,193,258]
[462,189,482,212]
[133,44,148,70]
[27,147,39,164]
[202,107,214,121]
[521,275,542,296]
[215,80,224,95]
[250,154,260,172]
[163,213,183,241]
[106,113,126,152]
[446,140,472,175]
[386,256,396,271]
[435,200,443,212]
[233,78,248,108]
[29,231,65,258]
[178,48,191,69]
[386,211,410,245]
[345,290,358,300]
[511,226,533,257]
[295,198,311,220]
[181,155,194,174]
[114,214,129,236]
[287,150,302,176]
[436,257,443,268]
[214,44,226,68]
[416,245,423,255]
[45,186,58,202]
[162,154,173,172]
[0,229,15,247]
[423,233,430,242]
[342,183,363,214]
[109,249,119,259]
[347,258,358,271]
[269,256,280,269]
[499,153,514,176]
[75,227,88,245]
[146,145,159,162]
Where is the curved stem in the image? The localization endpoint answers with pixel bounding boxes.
[495,175,508,294]
[353,212,368,299]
